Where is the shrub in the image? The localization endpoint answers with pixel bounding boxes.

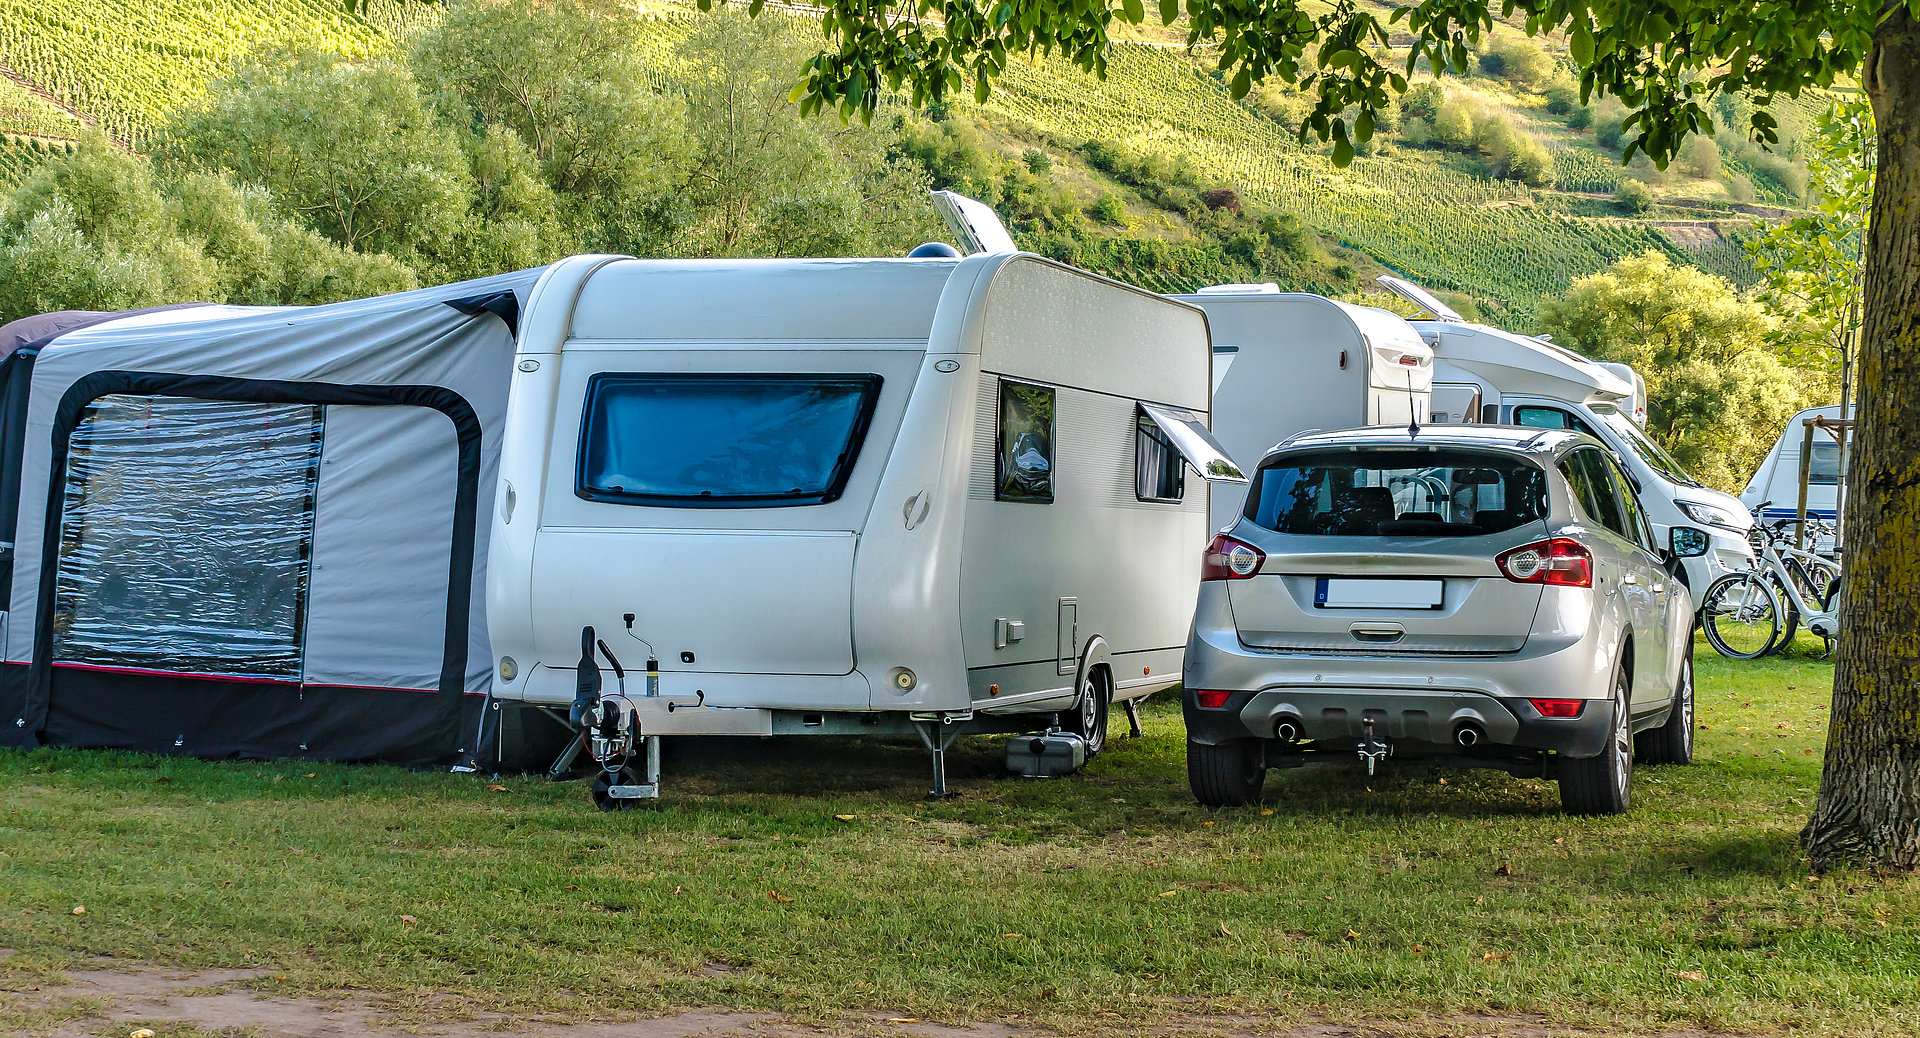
[1567,107,1593,131]
[1615,178,1655,214]
[1022,148,1051,175]
[1432,101,1477,150]
[1400,81,1446,122]
[1544,81,1580,116]
[1594,98,1629,149]
[1199,188,1241,215]
[1088,192,1128,226]
[1401,117,1433,147]
[1677,135,1722,179]
[1480,39,1554,88]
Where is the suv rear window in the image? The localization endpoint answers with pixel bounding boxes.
[1245,448,1548,536]
[578,373,881,507]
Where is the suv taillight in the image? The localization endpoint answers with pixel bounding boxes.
[1201,534,1265,581]
[1496,537,1593,587]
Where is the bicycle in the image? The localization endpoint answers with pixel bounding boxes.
[1701,503,1844,659]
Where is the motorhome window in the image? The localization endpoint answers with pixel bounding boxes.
[1513,405,1598,438]
[1245,449,1546,536]
[52,396,323,680]
[996,379,1055,504]
[577,373,881,507]
[1590,403,1701,488]
[1135,409,1186,503]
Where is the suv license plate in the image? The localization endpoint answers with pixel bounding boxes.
[1315,578,1444,610]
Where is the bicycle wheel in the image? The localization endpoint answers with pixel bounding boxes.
[1700,572,1782,659]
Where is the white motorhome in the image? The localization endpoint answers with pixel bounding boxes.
[1375,276,1753,595]
[1170,284,1434,530]
[488,252,1245,800]
[1742,404,1850,547]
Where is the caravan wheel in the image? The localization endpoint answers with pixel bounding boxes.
[1061,667,1110,756]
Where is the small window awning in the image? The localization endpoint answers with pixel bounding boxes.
[1140,402,1247,484]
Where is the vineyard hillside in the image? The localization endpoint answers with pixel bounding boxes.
[0,0,1811,322]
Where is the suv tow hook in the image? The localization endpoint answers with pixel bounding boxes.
[1358,717,1389,776]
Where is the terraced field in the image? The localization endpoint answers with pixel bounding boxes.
[0,0,1768,316]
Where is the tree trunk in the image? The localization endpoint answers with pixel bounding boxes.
[1803,8,1920,870]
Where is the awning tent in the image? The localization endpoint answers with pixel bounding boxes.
[0,268,543,766]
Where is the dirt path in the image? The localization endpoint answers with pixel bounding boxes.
[0,960,1756,1038]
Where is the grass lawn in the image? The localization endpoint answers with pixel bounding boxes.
[1,636,1914,1035]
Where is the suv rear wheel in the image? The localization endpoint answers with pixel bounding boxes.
[1558,658,1633,815]
[1635,643,1695,766]
[1188,738,1266,806]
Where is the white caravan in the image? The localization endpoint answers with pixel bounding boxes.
[1742,404,1850,546]
[1170,284,1434,531]
[488,252,1245,800]
[1375,275,1753,595]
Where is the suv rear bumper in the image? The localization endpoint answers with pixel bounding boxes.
[1183,688,1613,758]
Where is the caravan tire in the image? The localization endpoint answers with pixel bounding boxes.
[1061,667,1110,756]
[1188,738,1266,807]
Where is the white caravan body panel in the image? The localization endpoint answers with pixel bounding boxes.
[488,254,1215,724]
[1175,290,1433,531]
[1742,404,1851,525]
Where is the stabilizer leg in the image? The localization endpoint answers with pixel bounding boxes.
[1123,697,1144,738]
[915,720,965,800]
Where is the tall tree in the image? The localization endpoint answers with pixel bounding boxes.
[1749,99,1874,528]
[754,0,1920,869]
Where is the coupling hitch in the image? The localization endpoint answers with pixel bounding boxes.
[1358,716,1390,776]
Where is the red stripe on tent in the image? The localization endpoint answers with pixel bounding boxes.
[42,662,483,696]
[52,662,296,685]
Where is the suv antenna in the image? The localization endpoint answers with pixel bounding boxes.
[1406,370,1421,437]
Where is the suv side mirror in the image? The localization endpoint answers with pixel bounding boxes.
[1670,526,1710,559]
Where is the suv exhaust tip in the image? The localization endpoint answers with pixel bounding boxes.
[1454,722,1486,748]
[1274,714,1304,745]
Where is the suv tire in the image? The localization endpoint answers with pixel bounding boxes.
[1559,657,1633,816]
[1188,738,1265,806]
[1635,643,1695,766]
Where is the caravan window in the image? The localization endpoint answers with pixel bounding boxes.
[578,374,881,507]
[996,379,1055,503]
[1135,408,1185,503]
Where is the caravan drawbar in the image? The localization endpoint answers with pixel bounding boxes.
[0,251,1244,802]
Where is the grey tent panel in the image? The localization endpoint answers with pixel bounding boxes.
[302,405,459,692]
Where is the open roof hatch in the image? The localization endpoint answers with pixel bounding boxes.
[1375,275,1465,323]
[930,190,1018,255]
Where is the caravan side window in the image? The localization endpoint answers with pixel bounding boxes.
[995,379,1054,503]
[1135,407,1185,503]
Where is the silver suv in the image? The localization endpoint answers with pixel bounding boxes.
[1182,425,1705,815]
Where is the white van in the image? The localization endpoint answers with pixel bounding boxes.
[487,252,1245,798]
[1375,277,1753,596]
[1170,285,1434,531]
[1742,404,1849,549]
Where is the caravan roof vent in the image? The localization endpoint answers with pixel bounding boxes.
[909,241,962,258]
[1195,283,1281,295]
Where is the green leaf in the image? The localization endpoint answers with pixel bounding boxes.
[1230,68,1251,99]
[788,80,809,104]
[1570,24,1593,66]
[1355,108,1374,143]
[975,73,991,104]
[1159,0,1178,25]
[1332,138,1355,166]
[1123,0,1144,24]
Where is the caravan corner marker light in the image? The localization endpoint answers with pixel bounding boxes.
[498,656,518,681]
